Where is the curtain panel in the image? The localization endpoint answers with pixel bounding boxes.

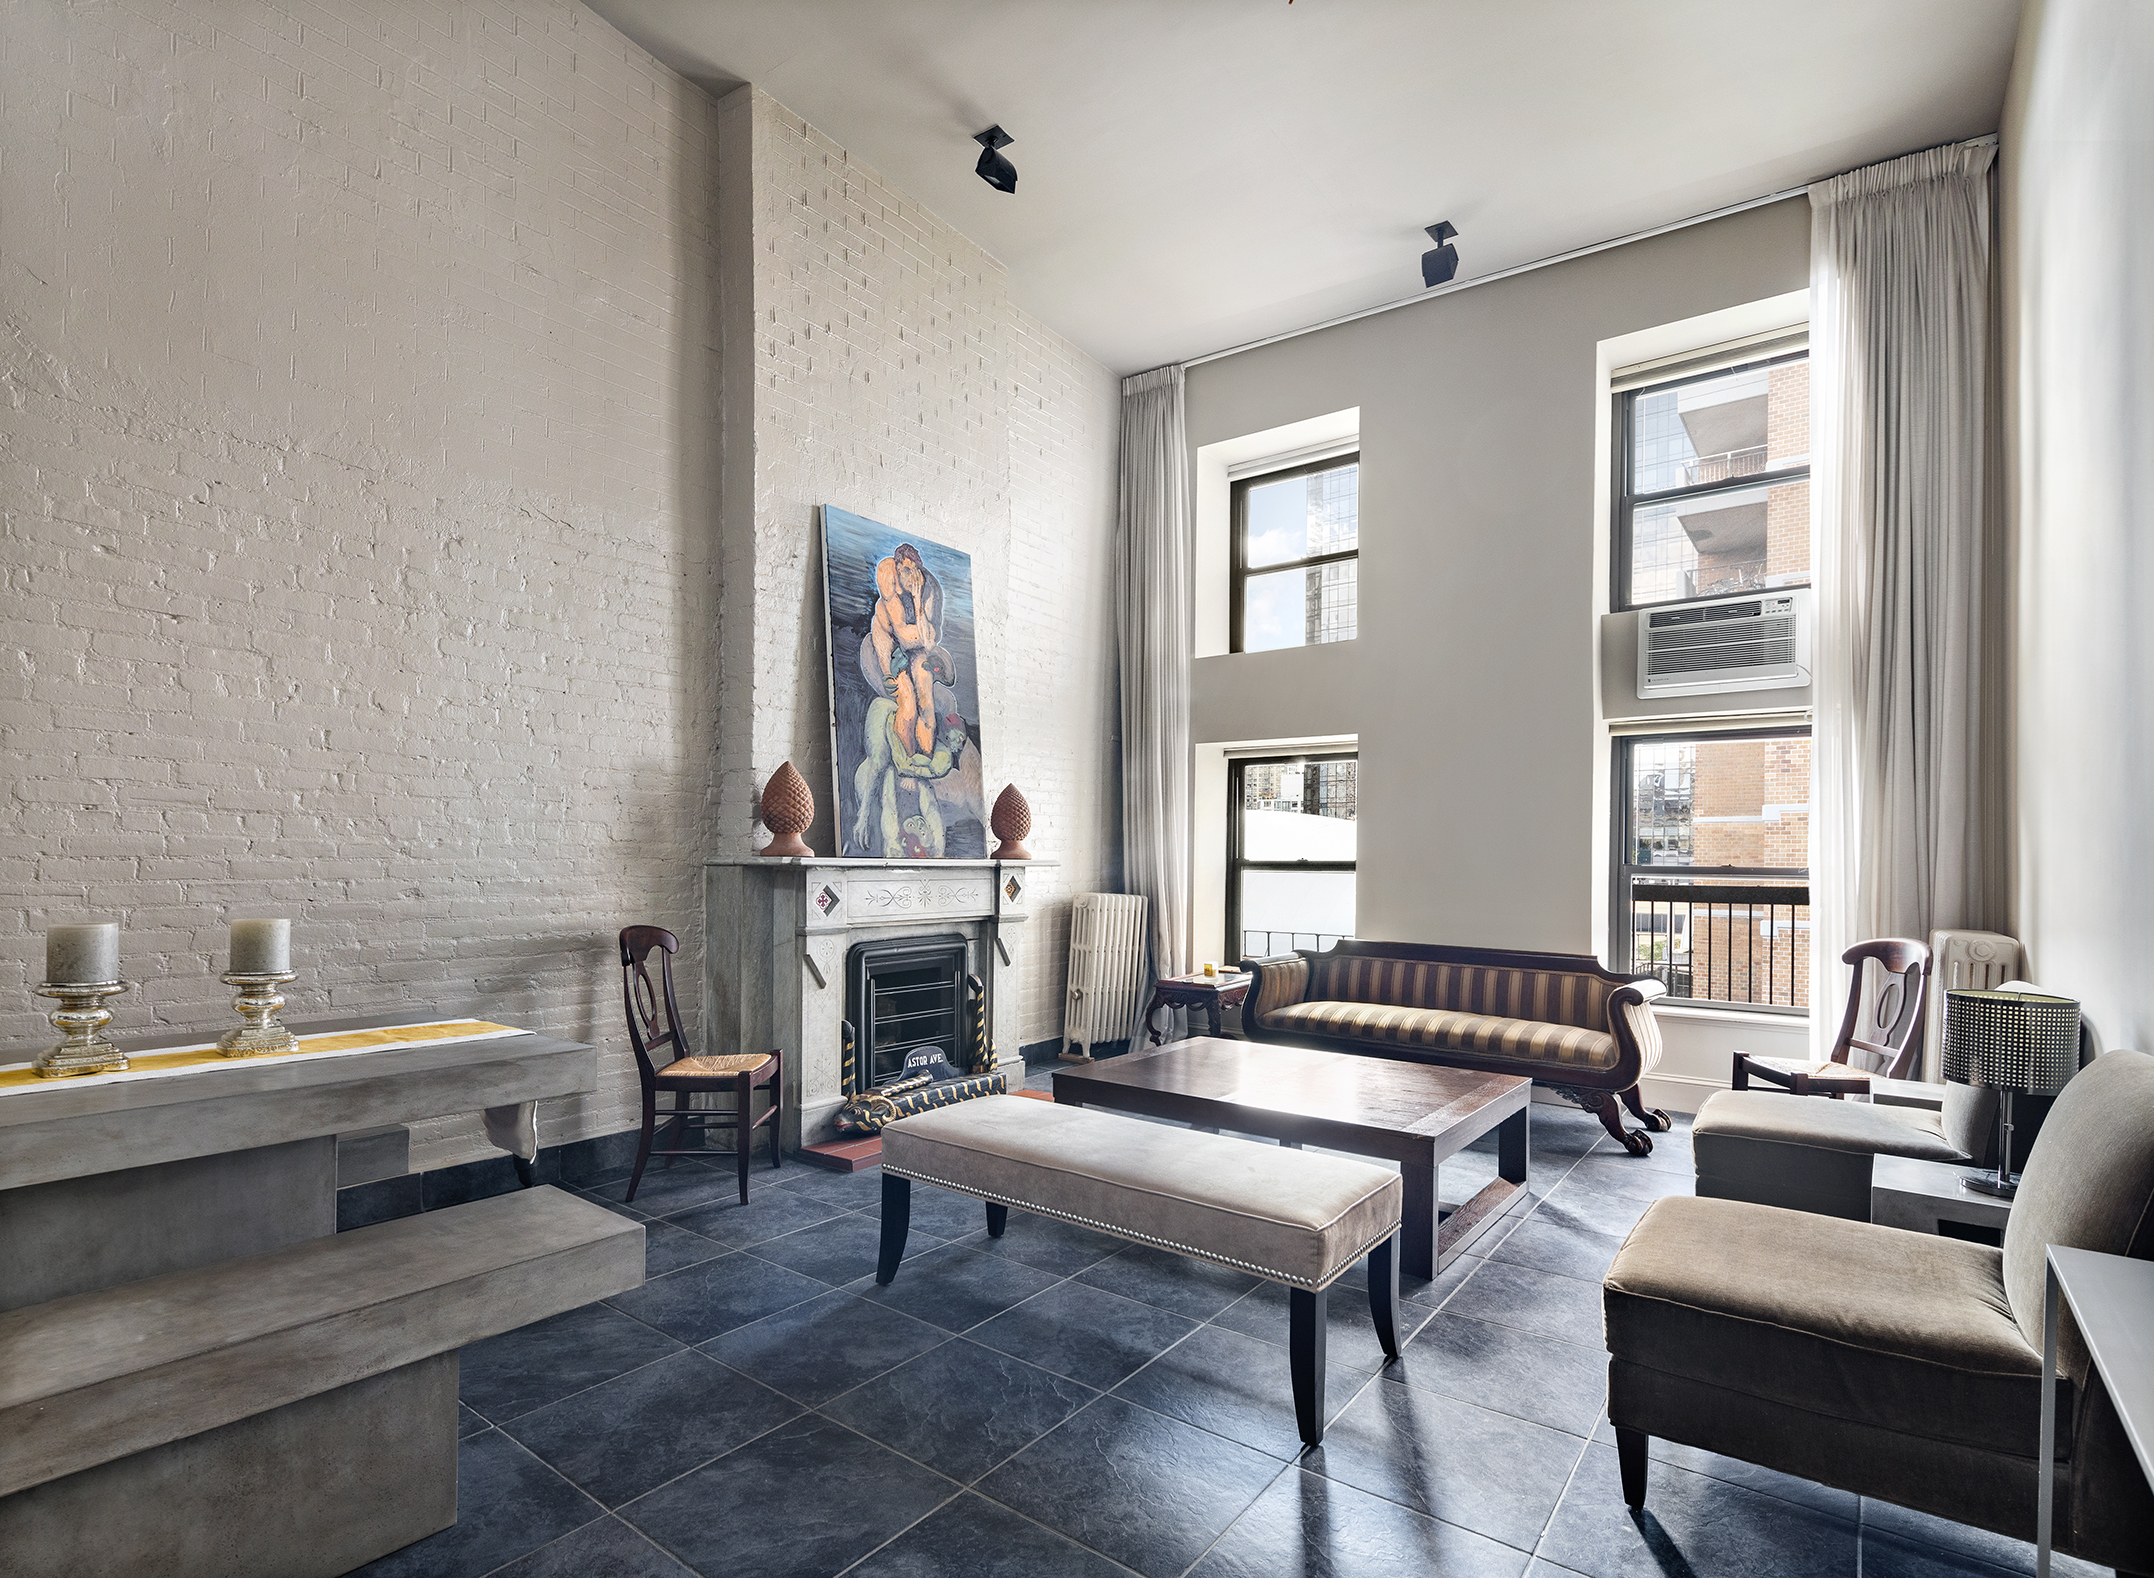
[1114,366,1193,997]
[1810,141,2006,1057]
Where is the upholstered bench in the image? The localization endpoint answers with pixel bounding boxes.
[1692,1086,1989,1219]
[875,1094,1403,1446]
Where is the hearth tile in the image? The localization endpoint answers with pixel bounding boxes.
[948,1211,1125,1276]
[822,1338,1096,1483]
[1537,1443,1856,1577]
[1305,1381,1580,1550]
[503,1348,801,1508]
[606,1254,828,1344]
[346,1429,602,1578]
[1111,1322,1372,1461]
[846,1239,1062,1332]
[1382,1312,1607,1436]
[1442,1258,1608,1348]
[844,1491,1126,1578]
[967,1280,1198,1389]
[1188,1467,1530,1578]
[461,1302,684,1423]
[619,1414,956,1578]
[1077,1242,1261,1320]
[1207,1278,1433,1373]
[701,1289,949,1406]
[640,1220,731,1278]
[488,1514,698,1578]
[661,1184,845,1248]
[1485,1217,1628,1284]
[748,1209,945,1287]
[978,1395,1286,1578]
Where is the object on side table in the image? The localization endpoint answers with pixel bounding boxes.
[1605,1049,2154,1575]
[1061,892,1149,1062]
[1944,987,2081,1200]
[1732,936,1931,1096]
[1140,970,1251,1043]
[990,783,1033,859]
[619,925,783,1204]
[757,761,816,857]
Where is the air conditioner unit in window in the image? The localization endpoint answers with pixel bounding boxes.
[1636,589,1812,699]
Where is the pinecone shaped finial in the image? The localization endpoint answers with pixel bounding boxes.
[990,783,1032,860]
[758,761,815,857]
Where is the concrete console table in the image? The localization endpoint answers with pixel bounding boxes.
[0,1012,644,1578]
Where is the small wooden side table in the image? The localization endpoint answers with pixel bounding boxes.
[1141,971,1252,1044]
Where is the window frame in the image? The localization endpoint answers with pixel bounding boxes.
[1227,751,1357,963]
[1609,724,1811,1015]
[1612,350,1810,613]
[1230,451,1361,653]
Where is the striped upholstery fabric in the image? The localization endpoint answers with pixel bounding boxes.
[1311,955,1614,1032]
[1247,956,1310,1021]
[1264,1000,1620,1072]
[1617,995,1665,1079]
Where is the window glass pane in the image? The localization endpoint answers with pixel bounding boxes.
[1238,868,1355,958]
[1244,462,1358,568]
[1628,478,1809,606]
[1239,759,1357,861]
[1626,736,1809,868]
[1242,560,1358,652]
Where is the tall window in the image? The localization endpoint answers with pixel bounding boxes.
[1614,729,1810,1011]
[1229,754,1356,959]
[1233,454,1358,652]
[1616,351,1809,610]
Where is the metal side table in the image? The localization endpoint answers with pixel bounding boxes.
[2038,1245,2154,1575]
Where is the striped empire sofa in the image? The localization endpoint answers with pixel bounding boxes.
[1240,940,1672,1154]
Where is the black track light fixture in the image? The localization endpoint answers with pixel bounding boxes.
[974,126,1017,194]
[1421,220,1460,288]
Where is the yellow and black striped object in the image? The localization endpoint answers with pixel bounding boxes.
[833,1070,1009,1135]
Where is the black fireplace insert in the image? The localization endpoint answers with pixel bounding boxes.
[847,934,972,1090]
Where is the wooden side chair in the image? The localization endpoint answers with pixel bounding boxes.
[619,925,782,1206]
[1732,936,1932,1097]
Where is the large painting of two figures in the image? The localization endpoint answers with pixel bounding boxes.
[821,505,990,859]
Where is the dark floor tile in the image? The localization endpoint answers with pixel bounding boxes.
[1208,1277,1433,1374]
[620,1414,955,1578]
[1587,1418,1858,1521]
[969,1280,1198,1389]
[1384,1312,1607,1436]
[607,1253,828,1344]
[1189,1467,1530,1578]
[458,1402,491,1438]
[1112,1322,1373,1461]
[848,1239,1063,1332]
[348,1430,602,1578]
[1561,1155,1695,1205]
[1527,1183,1654,1242]
[702,1289,949,1407]
[640,1219,730,1278]
[460,1303,683,1423]
[1487,1217,1628,1284]
[773,1163,888,1211]
[1539,1443,1857,1578]
[749,1209,945,1286]
[1443,1257,1608,1348]
[949,1211,1126,1276]
[588,1161,738,1218]
[1859,1496,2108,1576]
[487,1514,698,1578]
[893,1181,1010,1239]
[1306,1380,1582,1550]
[823,1338,1096,1483]
[980,1395,1286,1578]
[1403,1250,1486,1312]
[503,1348,800,1508]
[846,1491,1127,1578]
[660,1184,845,1247]
[566,1185,652,1223]
[1078,1242,1262,1319]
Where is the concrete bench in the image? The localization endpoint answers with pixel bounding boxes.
[876,1094,1403,1446]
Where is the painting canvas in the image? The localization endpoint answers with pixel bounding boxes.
[821,506,989,859]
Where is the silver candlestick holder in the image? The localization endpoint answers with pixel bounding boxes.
[217,971,300,1058]
[29,981,132,1078]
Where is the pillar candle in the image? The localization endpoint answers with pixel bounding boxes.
[46,923,120,985]
[229,918,292,975]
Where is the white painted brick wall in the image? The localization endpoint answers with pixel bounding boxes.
[718,88,1120,1049]
[2,0,722,1169]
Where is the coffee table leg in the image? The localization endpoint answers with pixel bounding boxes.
[1400,1161,1437,1280]
[1499,1104,1529,1186]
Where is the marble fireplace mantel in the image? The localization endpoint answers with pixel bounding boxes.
[704,856,1054,1149]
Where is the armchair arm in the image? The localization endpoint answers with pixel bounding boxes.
[1238,954,1310,1039]
[1608,978,1667,1082]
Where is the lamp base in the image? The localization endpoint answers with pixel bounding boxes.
[1960,1171,2019,1200]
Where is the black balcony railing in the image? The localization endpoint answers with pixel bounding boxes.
[1240,930,1352,961]
[1624,878,1809,1012]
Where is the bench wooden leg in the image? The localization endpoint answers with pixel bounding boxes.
[1615,1425,1649,1507]
[1290,1286,1328,1448]
[985,1201,1008,1238]
[1366,1234,1400,1360]
[877,1174,912,1285]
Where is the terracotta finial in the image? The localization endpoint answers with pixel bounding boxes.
[990,783,1033,860]
[758,762,815,857]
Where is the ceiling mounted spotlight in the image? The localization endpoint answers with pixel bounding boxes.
[1421,220,1460,288]
[974,126,1017,194]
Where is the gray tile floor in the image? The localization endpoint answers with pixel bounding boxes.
[348,1084,2107,1578]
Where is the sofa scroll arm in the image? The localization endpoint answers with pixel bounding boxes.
[1606,976,1671,1136]
[1238,954,1310,1042]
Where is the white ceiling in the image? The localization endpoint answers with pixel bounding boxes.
[588,0,2022,374]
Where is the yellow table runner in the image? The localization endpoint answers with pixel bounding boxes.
[0,1019,531,1094]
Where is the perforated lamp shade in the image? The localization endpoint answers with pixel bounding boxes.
[1941,989,2079,1095]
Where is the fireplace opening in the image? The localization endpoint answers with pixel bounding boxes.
[847,934,971,1090]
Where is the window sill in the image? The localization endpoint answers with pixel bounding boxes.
[1650,1001,1809,1029]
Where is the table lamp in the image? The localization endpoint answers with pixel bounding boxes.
[1942,987,2080,1199]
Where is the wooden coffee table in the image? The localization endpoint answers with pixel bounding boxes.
[1053,1037,1529,1280]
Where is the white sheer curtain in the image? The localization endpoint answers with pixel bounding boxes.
[1810,142,2005,1057]
[1115,366,1193,1000]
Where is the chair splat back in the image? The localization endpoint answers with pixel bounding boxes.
[1830,938,1931,1079]
[619,925,687,1081]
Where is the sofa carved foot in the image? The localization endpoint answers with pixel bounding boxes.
[1620,1085,1673,1133]
[1615,1425,1649,1507]
[1560,1087,1653,1155]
